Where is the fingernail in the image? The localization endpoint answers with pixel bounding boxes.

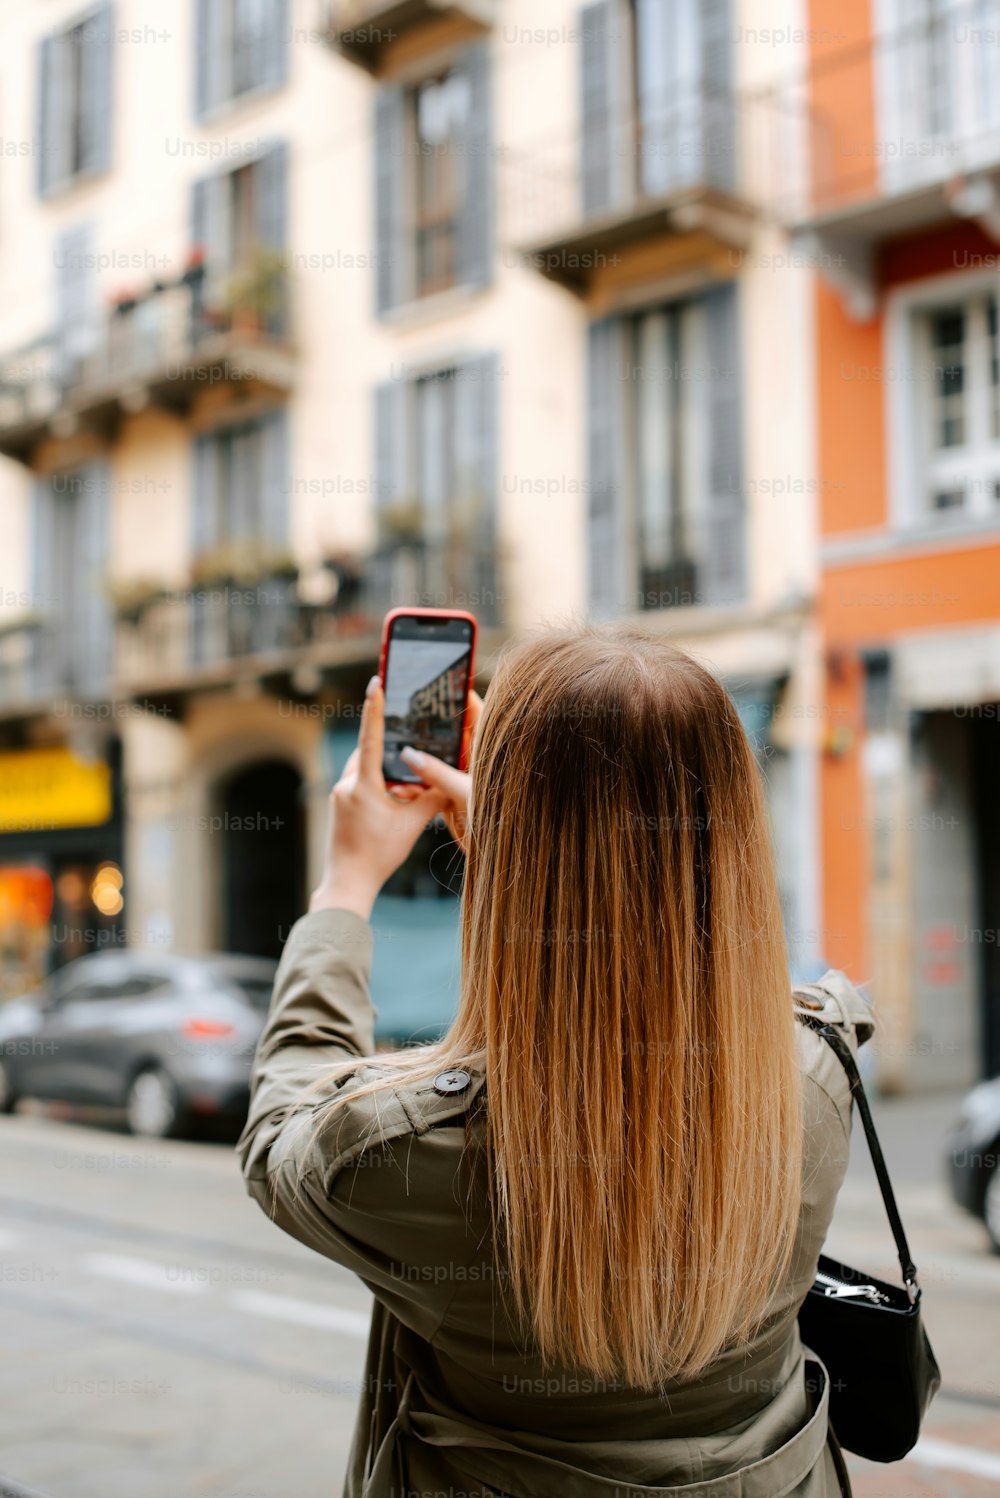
[366,675,381,698]
[400,746,423,764]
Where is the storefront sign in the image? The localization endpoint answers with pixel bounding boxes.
[0,747,112,832]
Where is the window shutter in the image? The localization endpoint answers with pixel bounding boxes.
[254,141,288,249]
[371,379,409,611]
[192,432,219,557]
[55,224,95,386]
[259,408,290,546]
[700,282,745,604]
[581,0,628,218]
[374,86,407,316]
[198,0,233,115]
[453,42,492,293]
[76,461,113,695]
[374,379,408,516]
[191,171,231,308]
[37,36,55,197]
[254,140,289,333]
[700,0,733,191]
[587,318,628,619]
[195,0,213,118]
[262,0,289,91]
[80,2,115,178]
[454,352,499,621]
[37,32,71,197]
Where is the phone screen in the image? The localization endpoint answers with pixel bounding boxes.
[382,615,474,784]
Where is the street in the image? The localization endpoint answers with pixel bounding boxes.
[1,1094,999,1498]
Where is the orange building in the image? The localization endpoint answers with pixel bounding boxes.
[802,0,1000,1089]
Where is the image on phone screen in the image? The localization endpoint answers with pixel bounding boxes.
[382,616,474,784]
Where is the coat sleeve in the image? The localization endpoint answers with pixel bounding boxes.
[235,907,463,1339]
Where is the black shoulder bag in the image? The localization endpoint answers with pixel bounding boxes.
[794,1011,941,1463]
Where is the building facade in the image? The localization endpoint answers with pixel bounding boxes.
[791,0,1000,1089]
[0,0,824,1039]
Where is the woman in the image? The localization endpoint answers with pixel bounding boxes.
[238,625,873,1497]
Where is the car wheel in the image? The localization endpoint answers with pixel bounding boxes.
[126,1068,179,1139]
[0,1060,17,1113]
[985,1158,1000,1255]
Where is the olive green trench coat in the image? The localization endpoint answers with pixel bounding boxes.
[238,909,875,1498]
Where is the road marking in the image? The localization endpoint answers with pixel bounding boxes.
[912,1437,1000,1480]
[80,1250,372,1336]
[228,1287,370,1339]
[83,1252,208,1295]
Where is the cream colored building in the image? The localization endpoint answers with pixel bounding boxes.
[0,0,824,996]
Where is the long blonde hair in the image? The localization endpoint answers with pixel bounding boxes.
[312,624,802,1387]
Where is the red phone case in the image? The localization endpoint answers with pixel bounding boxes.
[378,607,478,785]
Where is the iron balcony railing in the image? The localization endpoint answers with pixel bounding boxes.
[0,546,501,710]
[499,85,801,262]
[0,259,293,462]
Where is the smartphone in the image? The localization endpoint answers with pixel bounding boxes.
[378,608,478,785]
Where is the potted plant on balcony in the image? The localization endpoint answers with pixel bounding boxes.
[104,575,172,626]
[222,246,288,335]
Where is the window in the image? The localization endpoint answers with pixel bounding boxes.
[632,0,706,198]
[580,0,733,219]
[69,974,167,1002]
[191,143,288,334]
[631,303,707,607]
[914,293,1000,519]
[587,283,744,617]
[411,70,471,297]
[375,42,491,315]
[373,356,499,622]
[37,3,113,197]
[195,0,288,118]
[192,409,289,562]
[876,0,1000,194]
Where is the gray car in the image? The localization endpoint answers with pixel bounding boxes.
[0,950,276,1138]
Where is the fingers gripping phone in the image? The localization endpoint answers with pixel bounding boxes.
[378,608,478,786]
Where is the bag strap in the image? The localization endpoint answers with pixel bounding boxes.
[794,1009,921,1303]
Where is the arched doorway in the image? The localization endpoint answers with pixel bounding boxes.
[216,760,305,958]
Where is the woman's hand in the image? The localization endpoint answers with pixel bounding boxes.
[309,676,450,920]
[399,689,482,853]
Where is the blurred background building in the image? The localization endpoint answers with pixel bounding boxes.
[0,0,996,1089]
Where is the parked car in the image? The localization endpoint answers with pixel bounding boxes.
[947,1077,1000,1253]
[0,951,276,1138]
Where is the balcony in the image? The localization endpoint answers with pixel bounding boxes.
[763,0,1000,310]
[0,258,295,465]
[501,88,768,299]
[0,542,503,718]
[323,0,495,73]
[364,538,500,626]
